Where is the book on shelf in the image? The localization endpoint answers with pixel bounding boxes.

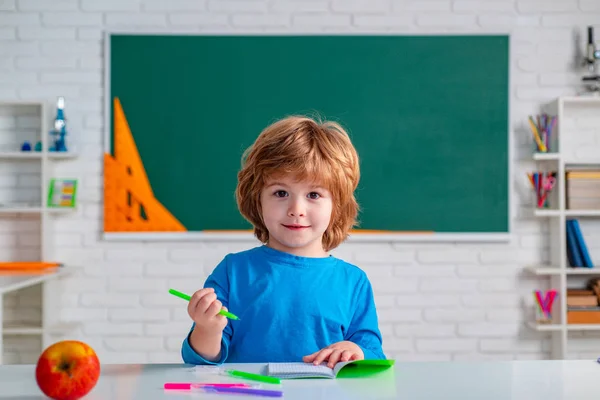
[566,169,600,210]
[566,296,598,307]
[566,219,594,268]
[566,291,598,307]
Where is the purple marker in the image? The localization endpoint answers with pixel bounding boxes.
[203,386,283,397]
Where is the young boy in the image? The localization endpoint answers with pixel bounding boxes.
[181,116,385,367]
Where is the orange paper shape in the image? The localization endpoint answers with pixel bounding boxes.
[104,98,186,232]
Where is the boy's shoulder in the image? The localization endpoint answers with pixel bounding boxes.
[330,255,369,280]
[220,246,263,263]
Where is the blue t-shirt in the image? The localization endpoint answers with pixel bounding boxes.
[181,245,385,364]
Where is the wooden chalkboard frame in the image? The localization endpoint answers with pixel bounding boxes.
[103,30,513,243]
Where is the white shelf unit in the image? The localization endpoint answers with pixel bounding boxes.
[0,101,78,364]
[525,96,600,359]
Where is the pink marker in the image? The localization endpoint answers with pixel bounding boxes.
[164,382,251,390]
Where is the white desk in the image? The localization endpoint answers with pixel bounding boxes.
[1,360,599,399]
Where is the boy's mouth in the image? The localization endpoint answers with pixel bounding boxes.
[283,224,309,230]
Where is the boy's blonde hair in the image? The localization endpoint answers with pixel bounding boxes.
[236,115,360,251]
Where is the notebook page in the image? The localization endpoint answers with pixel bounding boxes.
[267,362,335,379]
[332,360,353,376]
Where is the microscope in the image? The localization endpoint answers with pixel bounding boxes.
[49,96,68,152]
[582,26,600,92]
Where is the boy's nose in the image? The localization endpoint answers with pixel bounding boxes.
[288,200,306,217]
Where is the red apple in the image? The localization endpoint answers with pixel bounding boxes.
[35,340,100,400]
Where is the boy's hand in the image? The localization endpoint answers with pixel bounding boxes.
[302,341,364,368]
[187,288,228,336]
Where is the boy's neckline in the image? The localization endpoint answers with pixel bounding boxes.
[258,245,337,268]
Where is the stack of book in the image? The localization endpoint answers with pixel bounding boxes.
[566,167,600,210]
[566,287,600,324]
[567,278,600,324]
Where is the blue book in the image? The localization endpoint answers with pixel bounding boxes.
[566,221,577,267]
[566,219,584,267]
[570,219,594,268]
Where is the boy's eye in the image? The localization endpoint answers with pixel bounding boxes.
[308,192,320,200]
[274,190,288,198]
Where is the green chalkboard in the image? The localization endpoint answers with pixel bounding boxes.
[108,34,509,234]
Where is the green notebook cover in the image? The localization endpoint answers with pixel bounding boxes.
[267,359,395,379]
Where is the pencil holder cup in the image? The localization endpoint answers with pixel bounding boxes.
[535,307,552,324]
[528,171,557,210]
[528,114,556,154]
[533,289,557,324]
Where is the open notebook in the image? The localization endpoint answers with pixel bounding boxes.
[267,359,395,379]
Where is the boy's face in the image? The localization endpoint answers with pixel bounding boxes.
[260,175,333,257]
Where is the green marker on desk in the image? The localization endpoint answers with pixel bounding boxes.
[169,288,240,320]
[225,369,281,385]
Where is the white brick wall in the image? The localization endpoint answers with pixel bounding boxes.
[1,0,599,364]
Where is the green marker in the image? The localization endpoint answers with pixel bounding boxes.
[225,369,281,385]
[169,288,240,320]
